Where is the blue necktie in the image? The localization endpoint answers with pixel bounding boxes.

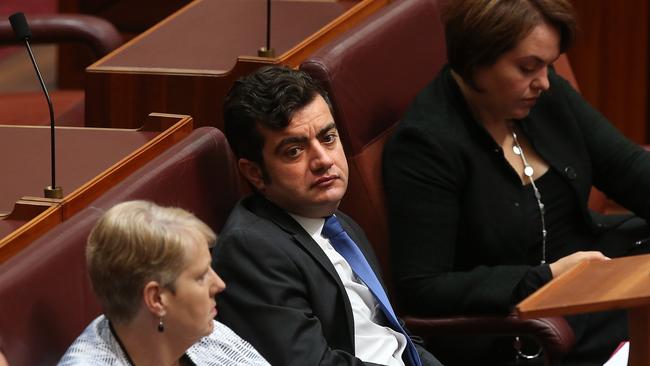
[322,215,422,366]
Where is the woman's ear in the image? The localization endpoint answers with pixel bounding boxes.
[143,281,166,317]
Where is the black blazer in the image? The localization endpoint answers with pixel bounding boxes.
[212,194,437,366]
[383,65,650,317]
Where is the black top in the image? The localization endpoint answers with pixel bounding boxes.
[383,65,650,316]
[525,168,595,262]
[513,168,597,301]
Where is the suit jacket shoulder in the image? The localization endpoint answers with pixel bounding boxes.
[213,195,366,366]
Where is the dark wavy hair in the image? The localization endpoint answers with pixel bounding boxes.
[444,0,576,88]
[223,66,332,168]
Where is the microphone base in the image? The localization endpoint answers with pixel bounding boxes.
[44,186,63,199]
[257,47,275,58]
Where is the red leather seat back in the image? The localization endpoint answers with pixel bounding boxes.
[0,14,122,126]
[300,0,447,295]
[0,127,242,365]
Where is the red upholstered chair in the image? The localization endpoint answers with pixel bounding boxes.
[300,0,575,364]
[0,127,242,365]
[0,14,121,126]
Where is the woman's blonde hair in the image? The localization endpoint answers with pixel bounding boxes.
[86,200,216,323]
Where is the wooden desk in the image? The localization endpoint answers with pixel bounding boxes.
[0,113,192,263]
[517,254,650,365]
[85,0,386,129]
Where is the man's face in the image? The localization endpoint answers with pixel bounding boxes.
[240,95,349,218]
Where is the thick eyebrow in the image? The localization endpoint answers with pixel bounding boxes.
[317,122,337,139]
[275,136,308,154]
[274,122,337,154]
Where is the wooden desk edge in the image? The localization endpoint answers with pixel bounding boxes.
[0,205,62,264]
[0,114,193,264]
[277,0,388,67]
[87,0,388,75]
[89,0,205,67]
[516,260,590,319]
[518,255,650,318]
[60,114,193,218]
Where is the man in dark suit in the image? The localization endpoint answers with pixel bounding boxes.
[212,66,442,366]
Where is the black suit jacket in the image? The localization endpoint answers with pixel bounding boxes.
[383,65,650,318]
[212,194,438,366]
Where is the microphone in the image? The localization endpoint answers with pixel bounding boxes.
[257,0,275,57]
[9,12,63,199]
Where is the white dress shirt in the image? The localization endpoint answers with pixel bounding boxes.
[290,214,407,366]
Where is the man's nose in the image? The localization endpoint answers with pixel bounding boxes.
[310,143,334,172]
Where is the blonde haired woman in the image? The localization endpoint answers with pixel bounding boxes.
[59,201,268,366]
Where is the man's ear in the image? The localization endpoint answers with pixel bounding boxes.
[238,158,265,192]
[143,281,166,317]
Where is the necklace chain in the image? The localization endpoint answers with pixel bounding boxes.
[510,125,547,265]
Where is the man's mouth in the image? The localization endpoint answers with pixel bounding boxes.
[312,175,338,188]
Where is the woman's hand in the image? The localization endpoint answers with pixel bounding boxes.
[549,251,610,278]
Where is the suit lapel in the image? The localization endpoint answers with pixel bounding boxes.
[245,195,356,339]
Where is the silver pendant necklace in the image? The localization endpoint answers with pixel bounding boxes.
[510,125,547,265]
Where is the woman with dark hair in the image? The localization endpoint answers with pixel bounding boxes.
[383,0,650,364]
[58,200,269,366]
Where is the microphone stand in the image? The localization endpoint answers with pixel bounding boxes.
[258,0,275,57]
[24,41,62,199]
[10,12,63,198]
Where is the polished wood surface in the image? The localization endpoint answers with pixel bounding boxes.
[568,0,649,144]
[85,0,387,129]
[57,0,191,89]
[0,126,156,215]
[95,0,358,72]
[518,254,650,317]
[0,205,62,264]
[518,254,650,366]
[0,113,193,263]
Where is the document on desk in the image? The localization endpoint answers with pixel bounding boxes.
[603,341,628,366]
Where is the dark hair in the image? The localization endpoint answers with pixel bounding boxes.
[444,0,576,88]
[223,65,332,166]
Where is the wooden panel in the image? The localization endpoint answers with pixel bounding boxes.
[0,205,62,264]
[518,254,650,366]
[568,0,649,143]
[84,0,387,129]
[629,305,650,366]
[517,254,650,318]
[0,113,192,263]
[57,0,191,89]
[60,113,193,217]
[0,125,154,215]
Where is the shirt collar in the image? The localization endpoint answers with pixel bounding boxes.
[288,213,326,238]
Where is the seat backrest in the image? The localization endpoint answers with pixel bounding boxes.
[300,0,447,294]
[0,127,242,365]
[0,14,123,126]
